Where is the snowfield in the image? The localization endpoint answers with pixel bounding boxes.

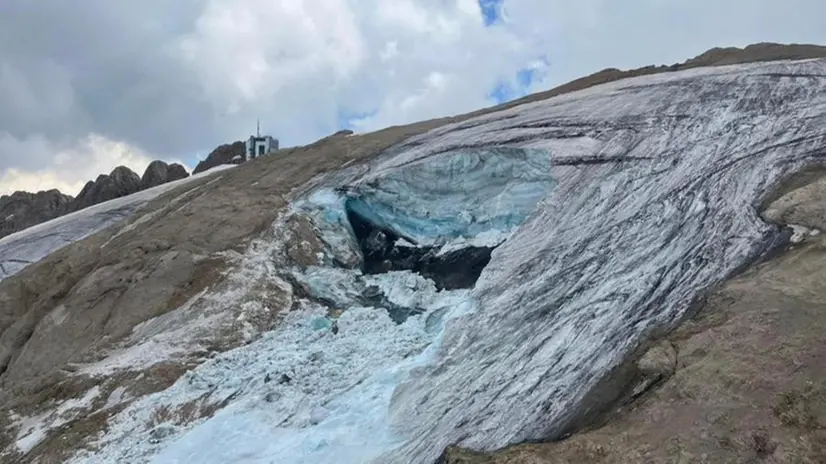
[44,57,826,463]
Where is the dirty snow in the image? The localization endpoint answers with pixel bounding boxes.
[13,386,101,455]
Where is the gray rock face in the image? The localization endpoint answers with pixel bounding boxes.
[167,163,189,183]
[67,166,142,213]
[0,190,73,240]
[140,160,190,190]
[193,141,246,174]
[0,161,191,243]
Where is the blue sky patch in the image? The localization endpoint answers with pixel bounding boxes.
[337,109,379,131]
[488,81,516,104]
[478,0,504,26]
[487,57,550,104]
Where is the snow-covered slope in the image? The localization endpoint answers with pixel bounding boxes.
[0,166,234,281]
[65,58,826,464]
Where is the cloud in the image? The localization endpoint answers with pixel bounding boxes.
[0,133,157,196]
[1,0,825,194]
[173,0,546,138]
[501,0,826,85]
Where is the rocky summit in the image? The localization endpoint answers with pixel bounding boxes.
[193,141,246,174]
[0,161,192,241]
[1,43,826,464]
[67,166,143,213]
[140,161,190,191]
[0,190,73,241]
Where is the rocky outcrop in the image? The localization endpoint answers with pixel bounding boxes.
[0,161,191,242]
[0,190,73,240]
[167,163,189,183]
[0,160,189,238]
[140,160,190,190]
[192,141,246,174]
[65,166,142,213]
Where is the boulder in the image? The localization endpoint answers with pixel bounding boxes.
[140,160,190,190]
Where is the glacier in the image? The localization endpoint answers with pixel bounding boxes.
[68,58,826,464]
[340,147,553,247]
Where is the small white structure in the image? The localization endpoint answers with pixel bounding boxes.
[245,120,279,159]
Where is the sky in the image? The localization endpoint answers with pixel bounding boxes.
[1,0,825,196]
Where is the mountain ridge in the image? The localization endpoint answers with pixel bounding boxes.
[0,160,191,240]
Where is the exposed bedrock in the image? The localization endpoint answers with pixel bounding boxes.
[344,199,494,290]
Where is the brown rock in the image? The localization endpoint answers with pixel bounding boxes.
[0,190,73,240]
[192,141,246,174]
[629,341,678,399]
[140,160,191,190]
[66,166,142,213]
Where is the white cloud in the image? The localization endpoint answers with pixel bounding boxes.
[176,0,549,139]
[179,0,368,114]
[501,0,826,86]
[0,133,157,196]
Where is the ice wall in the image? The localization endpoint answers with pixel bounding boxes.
[294,148,554,261]
[342,148,554,247]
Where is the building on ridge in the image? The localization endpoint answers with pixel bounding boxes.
[245,119,279,160]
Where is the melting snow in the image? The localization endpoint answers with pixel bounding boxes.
[14,386,101,455]
[103,387,132,410]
